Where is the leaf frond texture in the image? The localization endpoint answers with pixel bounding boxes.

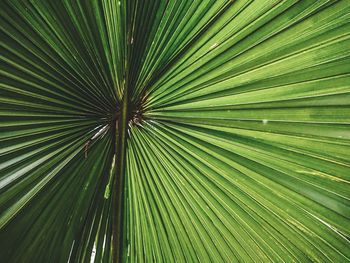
[0,0,350,262]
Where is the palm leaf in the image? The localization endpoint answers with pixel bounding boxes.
[1,0,349,262]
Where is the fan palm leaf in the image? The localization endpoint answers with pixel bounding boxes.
[0,0,349,262]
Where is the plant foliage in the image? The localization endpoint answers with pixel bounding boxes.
[0,0,350,262]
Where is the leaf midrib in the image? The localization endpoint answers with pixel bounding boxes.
[112,85,129,263]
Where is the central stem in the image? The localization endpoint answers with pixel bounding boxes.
[112,85,129,263]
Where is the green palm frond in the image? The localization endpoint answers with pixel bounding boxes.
[1,0,349,262]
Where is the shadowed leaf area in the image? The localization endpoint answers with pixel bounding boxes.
[0,0,350,262]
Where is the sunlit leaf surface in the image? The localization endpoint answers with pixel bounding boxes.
[1,0,349,262]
